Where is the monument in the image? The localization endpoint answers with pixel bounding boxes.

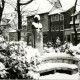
[32,15,43,53]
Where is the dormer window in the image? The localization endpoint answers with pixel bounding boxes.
[51,15,59,22]
[51,15,55,22]
[55,25,59,30]
[51,25,55,30]
[60,15,64,20]
[55,15,59,21]
[60,25,64,30]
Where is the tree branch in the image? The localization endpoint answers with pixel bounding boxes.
[19,0,33,5]
[47,0,53,5]
[2,0,5,8]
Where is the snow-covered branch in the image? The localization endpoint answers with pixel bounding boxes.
[19,0,33,5]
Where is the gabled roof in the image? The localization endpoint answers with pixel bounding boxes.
[49,5,74,15]
[49,8,66,15]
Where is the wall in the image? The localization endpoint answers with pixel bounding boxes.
[50,14,64,43]
[64,7,74,29]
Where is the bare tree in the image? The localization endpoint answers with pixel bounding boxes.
[17,0,33,41]
[73,0,78,45]
[0,0,5,23]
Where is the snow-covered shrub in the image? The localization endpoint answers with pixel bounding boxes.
[0,62,8,78]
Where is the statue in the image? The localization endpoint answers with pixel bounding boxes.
[32,15,43,53]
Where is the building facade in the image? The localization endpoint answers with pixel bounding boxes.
[27,7,74,45]
[65,11,80,44]
[49,7,74,44]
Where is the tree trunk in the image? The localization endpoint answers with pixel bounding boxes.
[17,0,22,41]
[73,15,77,45]
[73,0,78,45]
[0,8,3,22]
[17,0,33,41]
[0,0,5,23]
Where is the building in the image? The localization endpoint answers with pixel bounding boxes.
[27,6,74,45]
[64,0,80,45]
[65,11,80,44]
[26,0,62,45]
[49,7,74,44]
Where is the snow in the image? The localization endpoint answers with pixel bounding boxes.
[41,52,71,59]
[3,0,80,15]
[60,0,76,10]
[0,62,5,70]
[36,63,78,72]
[28,62,79,80]
[70,19,79,24]
[49,8,66,15]
[22,0,52,16]
[9,29,17,32]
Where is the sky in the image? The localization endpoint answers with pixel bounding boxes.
[2,0,80,17]
[3,0,77,14]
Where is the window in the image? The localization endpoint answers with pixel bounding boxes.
[51,15,55,22]
[51,26,55,30]
[55,15,59,21]
[51,15,59,22]
[60,25,64,30]
[55,25,59,30]
[60,15,64,20]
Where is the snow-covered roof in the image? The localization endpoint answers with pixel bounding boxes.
[49,8,66,15]
[71,0,80,16]
[71,11,80,16]
[70,19,79,24]
[25,0,76,16]
[49,4,75,15]
[76,0,80,12]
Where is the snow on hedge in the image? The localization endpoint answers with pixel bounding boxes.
[0,35,80,78]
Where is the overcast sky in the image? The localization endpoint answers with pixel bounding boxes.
[3,0,80,15]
